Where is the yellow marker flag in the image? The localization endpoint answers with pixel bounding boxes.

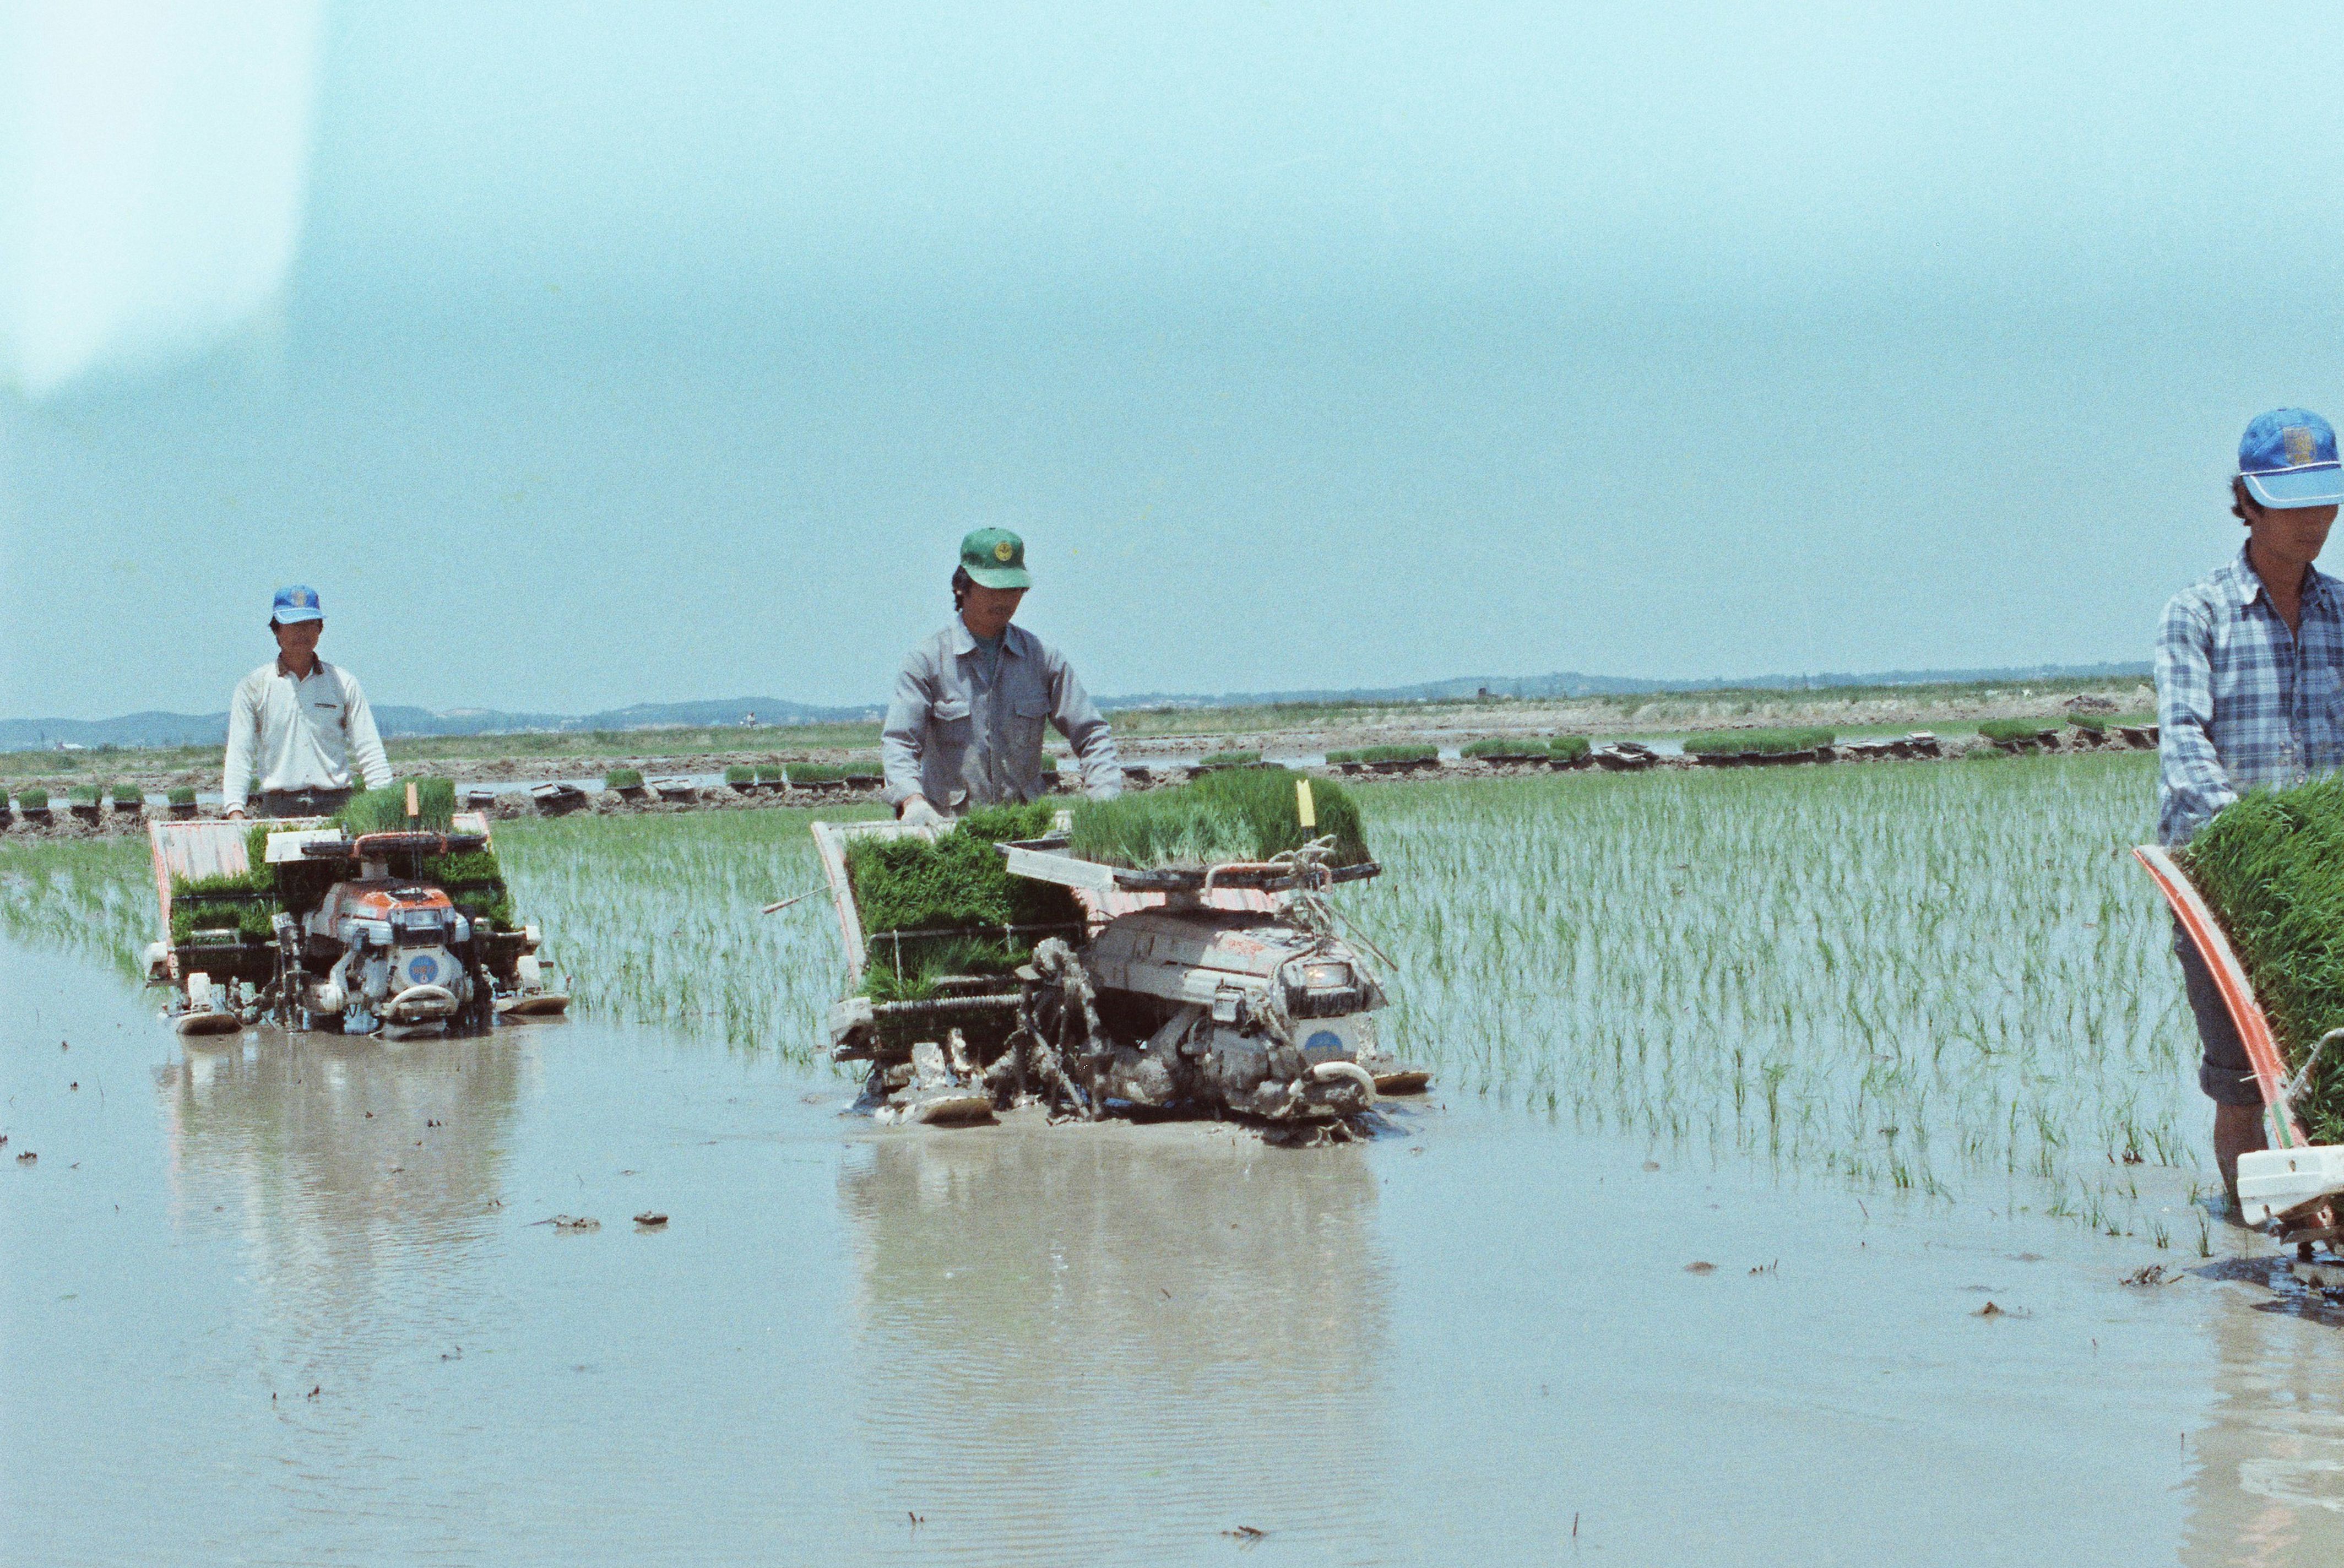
[1296,777,1316,829]
[404,780,419,822]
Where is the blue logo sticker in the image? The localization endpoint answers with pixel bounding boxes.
[1304,1029,1343,1060]
[406,955,439,985]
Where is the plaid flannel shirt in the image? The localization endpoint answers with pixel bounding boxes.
[2156,546,2344,845]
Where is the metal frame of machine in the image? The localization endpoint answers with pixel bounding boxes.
[147,812,568,1039]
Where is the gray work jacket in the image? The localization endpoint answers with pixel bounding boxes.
[881,620,1121,809]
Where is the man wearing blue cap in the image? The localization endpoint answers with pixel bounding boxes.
[222,586,393,819]
[2157,409,2344,1203]
[883,529,1121,824]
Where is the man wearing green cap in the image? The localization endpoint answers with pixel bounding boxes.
[882,528,1121,824]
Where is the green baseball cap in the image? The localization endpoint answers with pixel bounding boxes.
[959,527,1031,589]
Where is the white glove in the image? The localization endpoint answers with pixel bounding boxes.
[899,796,946,828]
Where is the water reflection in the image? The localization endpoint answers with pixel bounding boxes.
[158,1028,529,1377]
[2183,1260,2344,1566]
[839,1122,1392,1564]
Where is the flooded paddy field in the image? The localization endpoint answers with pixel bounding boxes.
[6,756,2343,1564]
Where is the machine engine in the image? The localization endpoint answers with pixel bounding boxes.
[300,881,474,1038]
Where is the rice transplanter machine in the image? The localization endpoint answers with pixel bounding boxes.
[816,802,1427,1131]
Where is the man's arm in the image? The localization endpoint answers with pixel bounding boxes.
[880,652,934,809]
[223,675,259,816]
[2156,595,2233,844]
[1046,652,1120,800]
[341,673,393,790]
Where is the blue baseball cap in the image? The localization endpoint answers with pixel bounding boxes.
[270,584,324,625]
[2237,409,2343,509]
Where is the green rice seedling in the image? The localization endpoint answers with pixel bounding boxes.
[2183,774,2344,1142]
[110,783,144,809]
[1547,735,1593,762]
[862,935,1029,1003]
[1346,751,2191,1238]
[1680,728,1835,757]
[168,866,278,943]
[1070,767,1369,869]
[2068,713,2108,734]
[1978,718,2054,746]
[1041,755,1061,774]
[1460,738,1543,760]
[17,787,48,810]
[67,784,99,806]
[481,803,893,1059]
[1328,744,1440,764]
[845,802,1079,991]
[1198,750,1261,767]
[166,785,197,807]
[605,767,645,791]
[754,763,785,785]
[335,777,457,834]
[0,834,155,979]
[724,764,756,787]
[418,847,517,930]
[788,756,883,785]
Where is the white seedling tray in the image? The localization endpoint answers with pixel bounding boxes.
[2237,1144,2344,1226]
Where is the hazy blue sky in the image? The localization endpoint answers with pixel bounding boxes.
[4,2,2342,720]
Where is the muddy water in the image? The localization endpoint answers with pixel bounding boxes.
[4,937,2341,1567]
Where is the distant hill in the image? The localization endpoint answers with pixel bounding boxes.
[0,697,881,752]
[1,662,2151,752]
[1098,661,2155,709]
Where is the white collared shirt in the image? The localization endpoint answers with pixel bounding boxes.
[222,657,393,811]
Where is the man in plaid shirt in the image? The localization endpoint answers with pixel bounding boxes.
[2157,407,2344,1203]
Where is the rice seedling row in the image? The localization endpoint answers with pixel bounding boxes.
[1,753,2205,1238]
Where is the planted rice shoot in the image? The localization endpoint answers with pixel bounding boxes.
[1071,767,1369,870]
[1349,753,2190,1236]
[0,834,154,979]
[166,785,197,807]
[17,787,47,809]
[605,767,644,790]
[1460,737,1544,759]
[492,804,891,1056]
[2183,774,2344,1142]
[725,764,756,786]
[1548,735,1593,762]
[110,783,144,807]
[1681,728,1835,757]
